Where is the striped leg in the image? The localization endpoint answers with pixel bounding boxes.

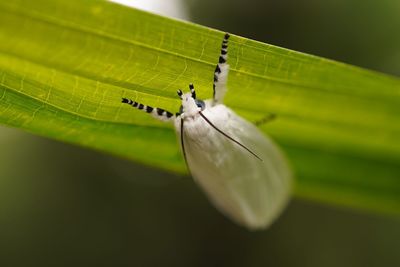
[189,83,196,99]
[212,33,230,105]
[121,98,175,121]
[254,113,277,126]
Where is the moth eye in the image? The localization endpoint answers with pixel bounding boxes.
[195,100,205,110]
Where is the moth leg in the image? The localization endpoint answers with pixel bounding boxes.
[212,33,230,106]
[254,113,277,127]
[121,98,175,121]
[179,118,189,169]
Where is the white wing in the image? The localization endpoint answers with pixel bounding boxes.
[175,103,292,230]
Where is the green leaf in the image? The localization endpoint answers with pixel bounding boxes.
[0,0,399,215]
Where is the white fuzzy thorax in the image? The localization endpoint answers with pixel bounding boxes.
[180,93,200,118]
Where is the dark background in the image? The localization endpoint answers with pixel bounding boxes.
[0,0,399,266]
[188,0,400,76]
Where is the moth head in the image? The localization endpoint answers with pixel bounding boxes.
[177,85,205,117]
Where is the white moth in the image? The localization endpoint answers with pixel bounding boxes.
[122,33,292,230]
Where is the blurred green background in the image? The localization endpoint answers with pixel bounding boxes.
[0,0,399,266]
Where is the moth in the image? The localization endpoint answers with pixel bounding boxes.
[122,33,292,230]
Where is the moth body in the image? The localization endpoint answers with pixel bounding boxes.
[122,33,292,230]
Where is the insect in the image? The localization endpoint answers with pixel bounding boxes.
[122,33,292,230]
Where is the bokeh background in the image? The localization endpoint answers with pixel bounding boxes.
[1,0,399,266]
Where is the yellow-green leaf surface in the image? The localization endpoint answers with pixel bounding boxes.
[0,0,399,215]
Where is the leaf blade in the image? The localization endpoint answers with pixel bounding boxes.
[0,0,399,215]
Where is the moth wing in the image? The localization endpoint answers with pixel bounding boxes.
[177,104,292,230]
